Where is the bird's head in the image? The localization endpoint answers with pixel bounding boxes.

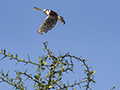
[43,9,51,16]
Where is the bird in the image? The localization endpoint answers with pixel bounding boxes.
[33,7,65,35]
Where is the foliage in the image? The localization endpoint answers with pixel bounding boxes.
[110,86,115,90]
[0,41,96,90]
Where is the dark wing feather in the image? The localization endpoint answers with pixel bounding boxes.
[37,15,58,34]
[58,16,65,25]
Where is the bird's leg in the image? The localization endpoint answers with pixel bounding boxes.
[33,7,43,11]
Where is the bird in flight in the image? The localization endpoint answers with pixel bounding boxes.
[33,7,65,35]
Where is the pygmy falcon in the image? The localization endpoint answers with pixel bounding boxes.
[33,7,65,34]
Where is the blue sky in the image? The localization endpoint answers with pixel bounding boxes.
[0,0,120,90]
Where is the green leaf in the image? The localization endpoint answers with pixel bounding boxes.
[42,67,45,70]
[2,77,5,80]
[43,48,46,51]
[34,75,39,80]
[113,86,115,89]
[2,73,4,76]
[4,49,6,54]
[58,77,62,80]
[16,76,19,79]
[20,58,23,61]
[44,62,47,65]
[40,78,42,81]
[91,79,96,83]
[15,54,18,59]
[54,80,57,84]
[86,85,88,88]
[111,86,115,90]
[33,85,37,87]
[61,67,64,71]
[46,75,48,78]
[90,70,96,75]
[10,79,13,82]
[93,71,96,73]
[39,57,41,61]
[42,81,45,83]
[8,53,10,56]
[11,54,14,58]
[21,87,24,90]
[49,85,53,88]
[6,73,8,76]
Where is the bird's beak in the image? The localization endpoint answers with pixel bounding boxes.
[33,7,43,11]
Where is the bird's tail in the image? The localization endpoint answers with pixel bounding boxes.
[37,29,44,35]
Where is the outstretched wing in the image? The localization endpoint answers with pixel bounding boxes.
[37,15,58,34]
[58,16,65,25]
[33,7,43,11]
